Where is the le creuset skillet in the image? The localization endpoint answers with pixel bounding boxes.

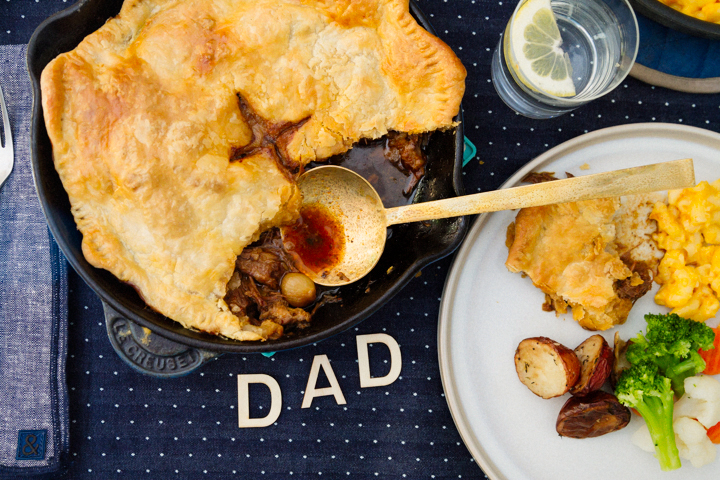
[27,0,467,361]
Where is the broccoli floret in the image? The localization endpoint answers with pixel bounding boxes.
[615,362,681,471]
[625,313,715,396]
[664,350,710,395]
[644,313,715,355]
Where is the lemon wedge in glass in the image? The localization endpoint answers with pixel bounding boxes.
[506,0,576,97]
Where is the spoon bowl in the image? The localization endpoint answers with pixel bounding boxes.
[288,158,695,286]
[285,166,388,286]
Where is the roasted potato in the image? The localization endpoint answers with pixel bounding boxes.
[556,390,631,438]
[570,334,613,396]
[514,337,581,399]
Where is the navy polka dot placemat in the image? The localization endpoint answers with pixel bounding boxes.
[5,0,720,478]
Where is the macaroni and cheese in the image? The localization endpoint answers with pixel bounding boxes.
[657,0,720,24]
[651,179,720,322]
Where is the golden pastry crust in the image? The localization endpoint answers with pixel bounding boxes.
[41,0,465,340]
[506,199,634,331]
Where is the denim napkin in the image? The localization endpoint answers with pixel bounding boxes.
[0,44,69,478]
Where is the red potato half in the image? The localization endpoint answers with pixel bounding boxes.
[570,334,614,396]
[514,337,581,399]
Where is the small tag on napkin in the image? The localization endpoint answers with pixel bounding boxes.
[0,44,69,478]
[16,431,47,461]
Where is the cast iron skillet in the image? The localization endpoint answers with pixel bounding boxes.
[28,0,467,354]
[630,0,720,40]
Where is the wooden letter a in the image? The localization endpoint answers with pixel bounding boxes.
[301,354,347,408]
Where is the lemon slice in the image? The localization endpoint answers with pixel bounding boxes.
[506,0,575,97]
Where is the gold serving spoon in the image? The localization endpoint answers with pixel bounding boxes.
[283,158,695,286]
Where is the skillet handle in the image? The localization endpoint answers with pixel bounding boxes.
[103,301,221,378]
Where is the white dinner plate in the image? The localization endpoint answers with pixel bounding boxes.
[438,123,720,480]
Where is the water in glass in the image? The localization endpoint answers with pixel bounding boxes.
[491,0,638,119]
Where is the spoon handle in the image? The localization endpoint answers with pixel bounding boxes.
[384,158,695,226]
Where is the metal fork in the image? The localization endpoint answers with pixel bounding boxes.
[0,84,13,190]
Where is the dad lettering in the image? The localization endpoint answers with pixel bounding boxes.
[237,333,401,428]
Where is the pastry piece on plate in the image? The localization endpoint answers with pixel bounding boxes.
[40,0,466,340]
[505,192,662,331]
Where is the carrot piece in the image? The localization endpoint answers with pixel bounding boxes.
[699,325,720,375]
[708,421,720,444]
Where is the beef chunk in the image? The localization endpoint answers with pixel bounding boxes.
[260,299,311,326]
[384,132,426,195]
[237,248,285,290]
[615,260,652,301]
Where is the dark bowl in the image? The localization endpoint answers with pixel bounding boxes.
[28,0,467,353]
[630,0,720,40]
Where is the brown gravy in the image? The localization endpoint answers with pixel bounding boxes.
[281,203,345,276]
[312,137,421,208]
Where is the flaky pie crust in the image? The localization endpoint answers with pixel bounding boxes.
[506,199,634,331]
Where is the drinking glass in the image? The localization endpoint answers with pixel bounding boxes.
[491,0,639,119]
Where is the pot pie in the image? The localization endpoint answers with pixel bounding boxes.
[40,0,466,340]
[506,174,663,331]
